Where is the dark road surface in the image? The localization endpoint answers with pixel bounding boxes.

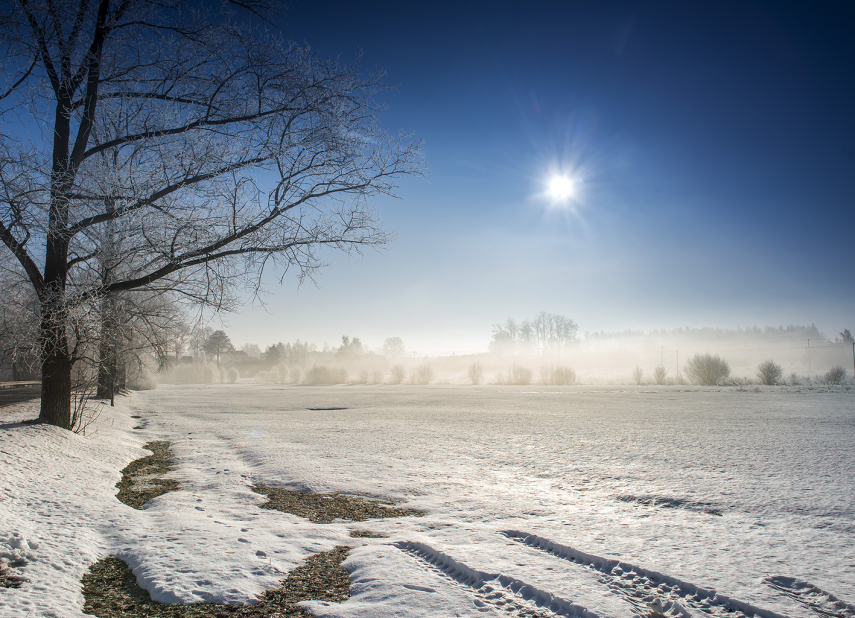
[0,384,41,408]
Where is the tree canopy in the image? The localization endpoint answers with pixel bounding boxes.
[0,0,422,428]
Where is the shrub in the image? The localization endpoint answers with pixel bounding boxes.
[413,364,434,385]
[289,367,302,384]
[631,366,644,385]
[127,367,157,390]
[756,359,783,385]
[356,370,370,384]
[540,365,575,385]
[303,365,348,384]
[275,363,289,384]
[824,366,847,385]
[684,353,730,386]
[389,364,406,384]
[468,361,484,385]
[259,363,288,384]
[512,364,532,385]
[226,367,239,384]
[653,365,666,385]
[500,364,532,385]
[371,370,383,384]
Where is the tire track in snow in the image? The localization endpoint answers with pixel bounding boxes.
[765,576,855,618]
[394,540,595,618]
[502,531,790,618]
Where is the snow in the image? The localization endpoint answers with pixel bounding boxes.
[1,383,854,618]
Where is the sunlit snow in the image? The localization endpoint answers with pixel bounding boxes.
[1,384,853,618]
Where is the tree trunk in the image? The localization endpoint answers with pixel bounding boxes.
[38,329,72,429]
[95,341,116,399]
[96,297,117,400]
[96,199,118,400]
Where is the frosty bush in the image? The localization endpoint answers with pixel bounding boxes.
[389,364,406,384]
[653,365,666,385]
[356,370,370,384]
[540,365,575,385]
[632,366,644,385]
[304,365,348,384]
[127,367,157,391]
[499,364,532,385]
[824,366,846,385]
[272,363,288,384]
[684,353,730,386]
[756,359,783,385]
[165,362,218,384]
[468,361,484,385]
[226,367,239,384]
[258,363,288,384]
[413,365,434,385]
[371,370,383,384]
[555,366,576,385]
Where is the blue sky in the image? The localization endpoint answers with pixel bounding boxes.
[226,0,855,353]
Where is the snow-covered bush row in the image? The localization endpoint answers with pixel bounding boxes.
[303,365,348,384]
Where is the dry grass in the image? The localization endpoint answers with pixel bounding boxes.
[0,560,27,589]
[348,529,386,538]
[83,440,413,616]
[252,485,422,523]
[82,546,351,617]
[115,441,180,509]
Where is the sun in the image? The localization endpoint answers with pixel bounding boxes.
[547,175,575,202]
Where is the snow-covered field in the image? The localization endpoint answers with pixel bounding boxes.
[1,383,853,618]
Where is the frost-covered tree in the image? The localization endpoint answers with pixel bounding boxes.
[203,330,233,368]
[263,344,280,363]
[382,336,405,357]
[0,0,423,428]
[336,335,364,360]
[490,313,577,355]
[240,343,261,360]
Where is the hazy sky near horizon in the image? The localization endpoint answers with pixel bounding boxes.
[224,0,855,354]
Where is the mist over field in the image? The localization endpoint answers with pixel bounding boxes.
[149,320,855,389]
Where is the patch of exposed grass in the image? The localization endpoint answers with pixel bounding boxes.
[0,559,27,588]
[115,441,180,509]
[82,546,351,617]
[252,485,422,523]
[348,529,387,538]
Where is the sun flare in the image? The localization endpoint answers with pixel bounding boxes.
[547,175,575,201]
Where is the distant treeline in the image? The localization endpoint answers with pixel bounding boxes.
[490,312,579,356]
[582,324,844,344]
